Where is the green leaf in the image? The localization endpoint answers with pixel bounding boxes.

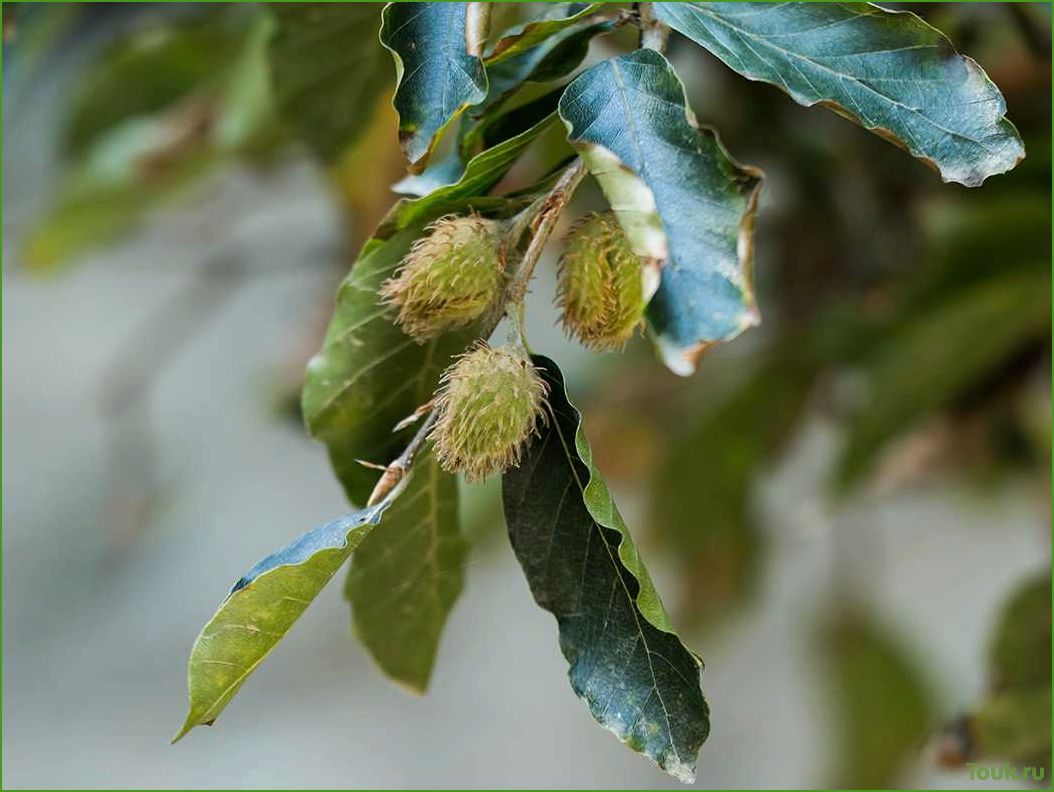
[345,448,465,693]
[485,3,603,66]
[558,49,763,376]
[484,15,615,111]
[379,110,558,237]
[967,687,1052,767]
[485,2,603,66]
[175,497,396,741]
[820,609,933,788]
[302,221,479,505]
[989,573,1051,694]
[268,3,391,161]
[502,356,708,783]
[837,268,1051,489]
[303,124,558,689]
[380,2,488,172]
[653,2,1025,187]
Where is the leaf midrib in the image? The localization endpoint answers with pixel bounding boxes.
[684,3,999,153]
[546,400,683,768]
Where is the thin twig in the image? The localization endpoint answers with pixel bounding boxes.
[366,409,439,506]
[506,159,587,307]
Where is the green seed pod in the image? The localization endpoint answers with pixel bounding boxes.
[557,212,646,351]
[381,214,504,341]
[431,344,548,481]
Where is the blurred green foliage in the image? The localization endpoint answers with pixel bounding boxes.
[821,609,934,788]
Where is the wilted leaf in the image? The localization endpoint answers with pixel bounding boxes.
[269,3,391,161]
[503,356,708,783]
[559,49,763,376]
[380,2,488,172]
[821,609,933,788]
[838,269,1051,489]
[654,2,1025,186]
[176,497,396,741]
[345,448,466,692]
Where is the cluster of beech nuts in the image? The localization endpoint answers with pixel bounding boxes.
[381,211,647,480]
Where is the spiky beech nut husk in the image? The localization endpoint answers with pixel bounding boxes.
[381,214,504,342]
[431,344,548,481]
[557,211,646,351]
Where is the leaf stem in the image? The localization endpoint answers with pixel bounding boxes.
[366,409,439,506]
[506,158,587,308]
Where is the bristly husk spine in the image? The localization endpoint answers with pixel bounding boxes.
[430,343,549,481]
[557,211,646,351]
[381,213,505,342]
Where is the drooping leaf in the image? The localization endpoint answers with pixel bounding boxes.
[485,3,603,65]
[175,496,397,741]
[820,609,933,788]
[653,2,1025,187]
[268,3,391,161]
[345,448,465,692]
[380,2,488,172]
[651,350,814,628]
[502,356,708,783]
[837,268,1051,489]
[559,49,763,376]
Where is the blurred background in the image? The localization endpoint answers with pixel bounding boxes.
[2,2,1050,789]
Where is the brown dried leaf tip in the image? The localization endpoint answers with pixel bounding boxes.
[557,211,646,351]
[431,344,549,481]
[381,213,505,342]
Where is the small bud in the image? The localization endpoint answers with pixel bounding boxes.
[557,212,646,351]
[381,214,504,341]
[431,344,548,481]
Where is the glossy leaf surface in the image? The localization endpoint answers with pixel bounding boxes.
[654,2,1025,186]
[559,49,763,375]
[503,356,708,782]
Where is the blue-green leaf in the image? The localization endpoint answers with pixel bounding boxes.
[559,49,763,375]
[380,2,488,172]
[653,2,1025,187]
[176,497,396,741]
